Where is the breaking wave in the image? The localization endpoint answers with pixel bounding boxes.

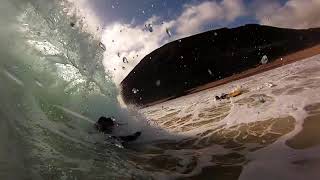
[0,0,176,179]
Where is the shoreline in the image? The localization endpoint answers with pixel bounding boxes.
[142,44,320,108]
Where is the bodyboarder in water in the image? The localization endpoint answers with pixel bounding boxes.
[94,116,141,146]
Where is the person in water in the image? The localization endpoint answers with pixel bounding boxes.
[95,116,141,143]
[112,132,141,142]
[94,116,116,134]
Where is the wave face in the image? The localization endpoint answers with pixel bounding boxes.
[0,0,163,179]
[6,1,320,180]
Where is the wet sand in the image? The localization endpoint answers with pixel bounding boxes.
[132,116,296,179]
[286,103,320,149]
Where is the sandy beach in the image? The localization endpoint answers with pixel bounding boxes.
[143,44,320,107]
[188,44,320,94]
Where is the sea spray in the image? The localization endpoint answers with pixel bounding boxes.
[0,0,176,179]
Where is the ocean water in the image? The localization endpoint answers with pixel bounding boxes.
[142,54,320,180]
[1,0,320,180]
[0,0,177,179]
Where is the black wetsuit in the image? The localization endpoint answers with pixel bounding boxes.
[114,132,141,142]
[95,117,141,143]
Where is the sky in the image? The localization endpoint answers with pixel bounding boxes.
[68,0,320,84]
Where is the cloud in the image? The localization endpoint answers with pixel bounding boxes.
[102,0,245,84]
[222,0,246,21]
[254,0,320,29]
[176,0,245,35]
[101,18,175,84]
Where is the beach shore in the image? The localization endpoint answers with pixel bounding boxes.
[143,44,320,107]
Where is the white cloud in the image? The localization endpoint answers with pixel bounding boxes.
[101,0,320,84]
[255,0,320,29]
[102,0,245,84]
[176,0,245,35]
[222,0,246,21]
[102,18,175,84]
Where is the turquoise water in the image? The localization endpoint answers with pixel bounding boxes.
[0,0,167,179]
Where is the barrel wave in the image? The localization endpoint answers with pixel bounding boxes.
[0,0,165,179]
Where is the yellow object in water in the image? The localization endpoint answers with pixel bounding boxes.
[229,89,242,97]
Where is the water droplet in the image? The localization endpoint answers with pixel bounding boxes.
[259,97,266,103]
[180,56,184,59]
[261,55,268,64]
[166,28,172,37]
[132,88,139,94]
[156,80,161,86]
[123,57,128,63]
[70,22,75,27]
[99,42,106,51]
[178,40,182,43]
[264,82,275,88]
[208,69,213,75]
[145,24,153,32]
[214,32,218,36]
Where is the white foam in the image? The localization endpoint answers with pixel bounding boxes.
[141,54,320,179]
[144,54,320,131]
